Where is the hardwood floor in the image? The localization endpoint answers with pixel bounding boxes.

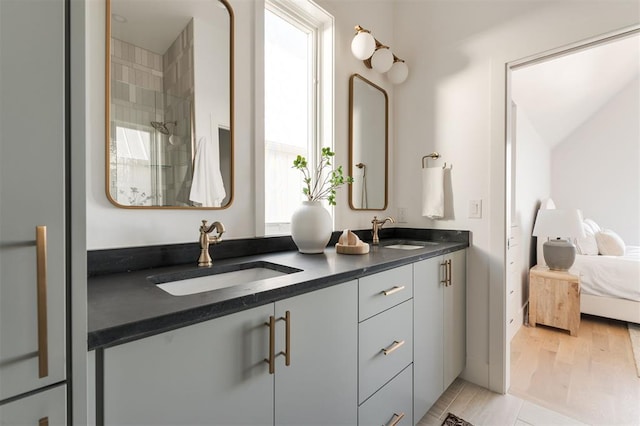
[417,314,639,426]
[510,314,640,425]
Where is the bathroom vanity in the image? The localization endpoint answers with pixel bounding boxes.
[87,229,468,425]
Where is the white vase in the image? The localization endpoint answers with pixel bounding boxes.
[291,200,332,254]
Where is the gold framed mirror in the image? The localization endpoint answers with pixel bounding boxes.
[106,0,234,208]
[348,74,388,210]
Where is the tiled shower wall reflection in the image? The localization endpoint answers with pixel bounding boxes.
[162,20,194,206]
[110,20,194,206]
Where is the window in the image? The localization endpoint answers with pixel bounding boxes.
[263,0,333,235]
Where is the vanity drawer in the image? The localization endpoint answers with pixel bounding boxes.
[359,265,413,321]
[359,364,413,426]
[359,299,412,403]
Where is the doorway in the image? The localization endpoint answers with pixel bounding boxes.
[504,26,640,391]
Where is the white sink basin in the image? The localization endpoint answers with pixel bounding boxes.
[384,244,426,250]
[380,240,440,250]
[149,262,301,296]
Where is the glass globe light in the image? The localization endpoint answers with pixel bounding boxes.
[351,31,375,60]
[387,60,409,84]
[371,47,393,73]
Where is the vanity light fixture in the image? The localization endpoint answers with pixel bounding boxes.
[350,25,409,84]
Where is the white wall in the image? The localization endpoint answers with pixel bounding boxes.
[515,107,551,270]
[551,77,640,245]
[393,0,638,391]
[86,0,395,250]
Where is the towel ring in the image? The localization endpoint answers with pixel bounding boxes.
[421,152,449,169]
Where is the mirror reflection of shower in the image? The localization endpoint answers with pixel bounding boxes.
[151,120,182,146]
[356,162,367,209]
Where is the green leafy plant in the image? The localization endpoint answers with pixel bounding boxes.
[292,147,353,206]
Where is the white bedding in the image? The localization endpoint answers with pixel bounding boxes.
[570,245,640,302]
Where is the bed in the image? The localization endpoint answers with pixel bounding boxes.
[570,245,640,324]
[533,203,640,324]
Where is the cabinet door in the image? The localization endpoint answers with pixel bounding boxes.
[443,250,466,388]
[103,304,274,426]
[275,281,358,426]
[413,257,444,420]
[0,0,67,401]
[0,384,66,426]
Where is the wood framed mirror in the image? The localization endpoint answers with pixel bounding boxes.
[348,74,388,210]
[106,0,233,208]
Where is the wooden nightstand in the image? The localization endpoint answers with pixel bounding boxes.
[529,266,580,336]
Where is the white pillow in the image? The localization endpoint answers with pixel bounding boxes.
[576,223,598,255]
[595,229,625,256]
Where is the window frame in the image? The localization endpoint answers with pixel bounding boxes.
[258,0,334,236]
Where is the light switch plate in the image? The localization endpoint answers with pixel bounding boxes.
[397,207,408,223]
[469,200,482,218]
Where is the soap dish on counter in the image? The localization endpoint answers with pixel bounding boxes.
[335,242,369,255]
[335,229,369,255]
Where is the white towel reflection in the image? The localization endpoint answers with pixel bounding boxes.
[189,134,226,207]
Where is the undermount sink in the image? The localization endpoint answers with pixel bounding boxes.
[148,261,302,296]
[380,240,440,250]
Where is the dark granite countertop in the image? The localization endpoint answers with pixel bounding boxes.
[88,228,469,350]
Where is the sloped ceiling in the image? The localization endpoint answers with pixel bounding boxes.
[512,32,639,148]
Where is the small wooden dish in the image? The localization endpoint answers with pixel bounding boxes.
[335,243,370,255]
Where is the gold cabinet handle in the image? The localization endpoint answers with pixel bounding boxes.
[387,412,405,426]
[39,418,49,426]
[381,285,405,296]
[36,226,49,378]
[440,261,448,286]
[264,315,276,374]
[280,311,291,367]
[447,259,452,287]
[382,340,405,355]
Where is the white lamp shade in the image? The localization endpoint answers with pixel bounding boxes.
[371,47,394,73]
[532,209,586,239]
[351,32,376,60]
[387,60,408,84]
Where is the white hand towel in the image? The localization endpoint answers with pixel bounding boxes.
[422,167,444,219]
[189,136,226,207]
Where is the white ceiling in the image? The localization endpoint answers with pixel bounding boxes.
[110,0,229,54]
[512,33,639,148]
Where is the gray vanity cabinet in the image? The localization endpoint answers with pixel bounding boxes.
[358,265,414,426]
[0,0,68,420]
[0,385,66,425]
[274,281,357,425]
[103,303,274,425]
[101,281,357,426]
[413,249,466,421]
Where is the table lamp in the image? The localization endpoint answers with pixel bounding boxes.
[532,209,585,271]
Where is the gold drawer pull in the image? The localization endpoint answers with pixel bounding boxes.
[382,340,405,355]
[382,285,405,296]
[280,311,291,367]
[39,418,49,426]
[264,316,276,374]
[440,261,448,286]
[36,226,49,378]
[387,412,405,426]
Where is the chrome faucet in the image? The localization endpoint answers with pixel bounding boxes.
[198,220,225,267]
[371,216,395,245]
